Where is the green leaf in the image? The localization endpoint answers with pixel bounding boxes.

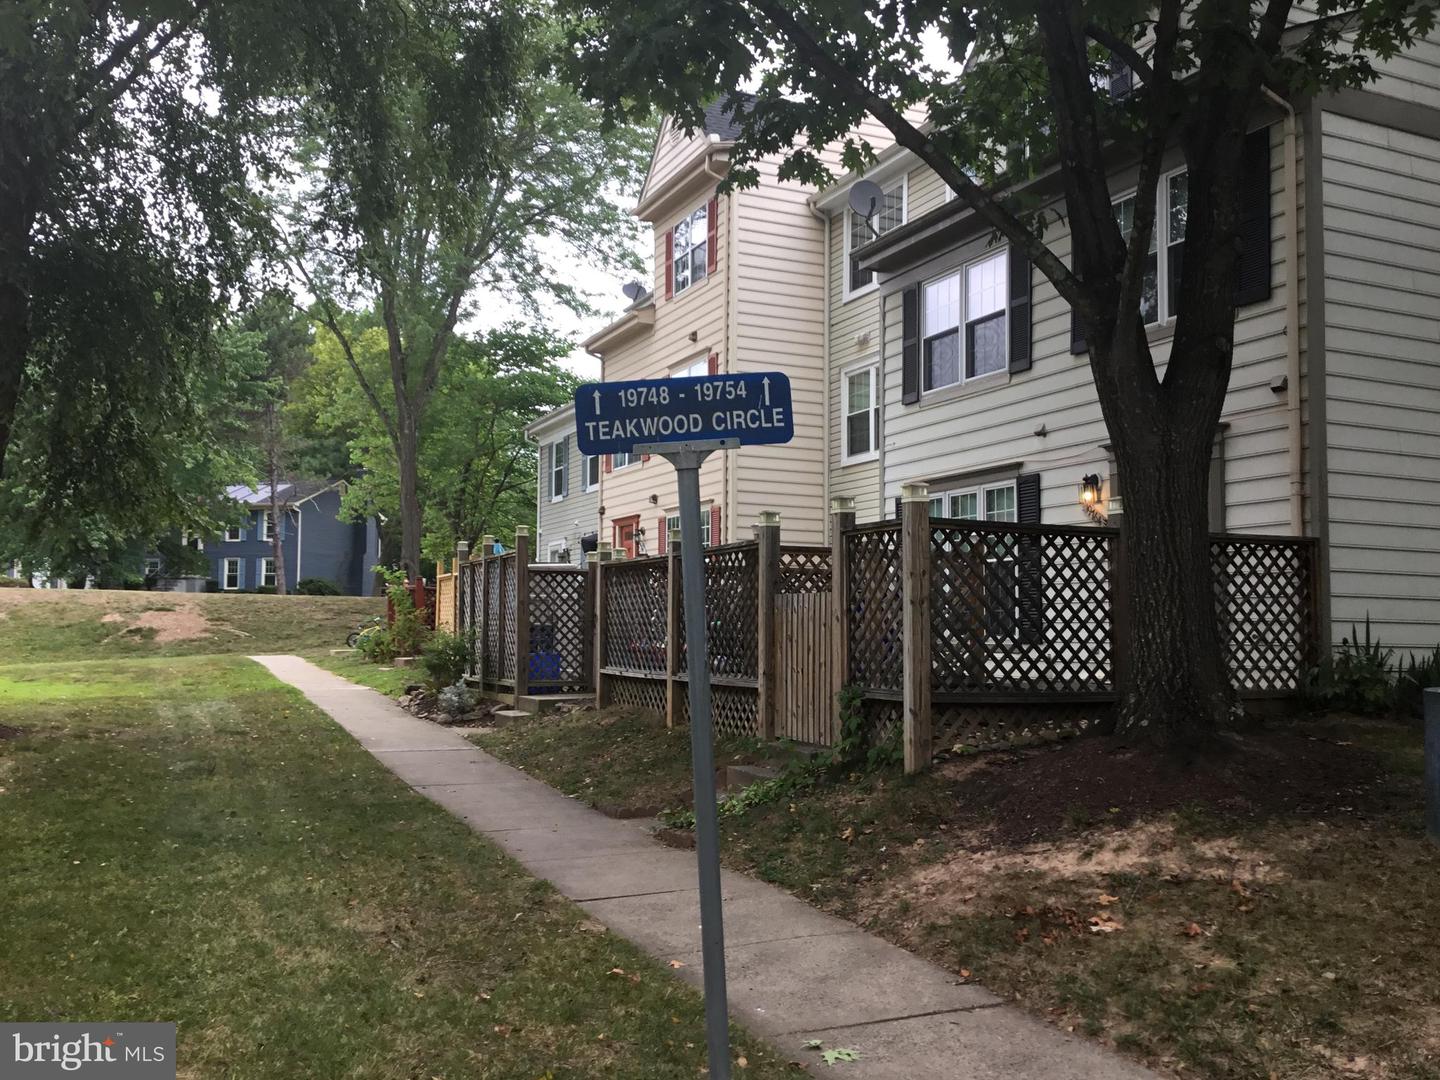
[822,1047,861,1065]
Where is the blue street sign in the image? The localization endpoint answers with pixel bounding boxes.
[573,372,794,456]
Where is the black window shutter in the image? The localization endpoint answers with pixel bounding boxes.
[894,495,903,520]
[1069,305,1088,355]
[1008,245,1033,373]
[543,443,551,497]
[1233,125,1273,306]
[1015,472,1044,643]
[900,286,920,404]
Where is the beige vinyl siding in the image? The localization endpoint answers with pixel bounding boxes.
[1364,38,1440,109]
[732,160,828,543]
[824,160,957,527]
[640,117,712,210]
[535,426,600,563]
[597,189,730,552]
[1321,110,1440,652]
[877,126,1296,538]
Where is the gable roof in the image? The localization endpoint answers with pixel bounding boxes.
[700,92,755,140]
[225,479,342,508]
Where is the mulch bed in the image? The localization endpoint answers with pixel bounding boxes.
[941,725,1393,846]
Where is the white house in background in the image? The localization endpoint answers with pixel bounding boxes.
[526,402,600,564]
[815,25,1440,653]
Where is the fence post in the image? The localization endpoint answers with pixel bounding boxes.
[756,511,781,741]
[829,497,856,745]
[514,527,531,705]
[453,542,468,636]
[1426,688,1440,845]
[582,551,597,696]
[666,528,682,728]
[478,535,494,689]
[1109,523,1131,723]
[594,543,612,707]
[901,482,932,774]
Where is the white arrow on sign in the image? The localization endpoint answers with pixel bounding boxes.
[761,376,771,405]
[593,389,602,412]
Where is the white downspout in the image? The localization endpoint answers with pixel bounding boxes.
[702,142,737,542]
[294,505,303,583]
[807,196,833,540]
[1262,87,1304,536]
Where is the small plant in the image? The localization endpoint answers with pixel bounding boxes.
[821,685,902,772]
[296,578,340,596]
[356,624,394,662]
[1394,645,1440,720]
[423,630,472,689]
[1305,616,1395,715]
[376,566,429,658]
[438,680,478,719]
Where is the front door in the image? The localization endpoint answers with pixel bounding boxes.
[613,515,640,558]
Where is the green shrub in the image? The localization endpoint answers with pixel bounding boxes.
[253,585,277,595]
[375,567,429,658]
[422,630,471,689]
[356,624,394,662]
[0,576,29,588]
[820,685,903,771]
[1395,645,1440,720]
[296,578,340,596]
[1305,617,1395,715]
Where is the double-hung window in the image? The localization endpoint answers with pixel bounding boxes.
[928,480,1018,522]
[259,513,274,542]
[1113,168,1188,325]
[611,451,634,470]
[584,455,600,492]
[929,480,1020,636]
[665,509,712,547]
[224,524,243,542]
[922,250,1008,392]
[222,558,241,591]
[259,557,276,588]
[549,437,568,501]
[672,205,708,295]
[842,366,879,463]
[846,181,906,295]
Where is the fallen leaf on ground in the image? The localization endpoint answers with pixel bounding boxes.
[822,1048,861,1065]
[838,826,855,842]
[1088,914,1123,934]
[1182,922,1205,938]
[1097,893,1120,906]
[668,959,686,968]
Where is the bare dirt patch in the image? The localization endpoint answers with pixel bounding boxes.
[102,607,229,644]
[0,722,22,739]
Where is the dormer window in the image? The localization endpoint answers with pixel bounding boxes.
[671,204,709,295]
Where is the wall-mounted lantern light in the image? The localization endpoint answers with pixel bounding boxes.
[1078,473,1107,524]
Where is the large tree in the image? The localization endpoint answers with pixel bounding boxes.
[285,6,647,578]
[561,0,1435,742]
[293,321,576,562]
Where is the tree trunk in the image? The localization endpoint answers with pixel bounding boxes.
[1096,333,1233,747]
[0,206,33,479]
[397,411,423,581]
[266,416,288,596]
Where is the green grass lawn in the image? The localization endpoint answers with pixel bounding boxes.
[480,706,1440,1079]
[0,656,794,1078]
[0,589,382,663]
[307,649,417,698]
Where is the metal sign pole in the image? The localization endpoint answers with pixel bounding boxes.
[648,439,733,1080]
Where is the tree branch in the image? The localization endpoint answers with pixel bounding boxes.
[746,0,1083,308]
[290,258,401,451]
[74,4,210,136]
[1084,24,1154,87]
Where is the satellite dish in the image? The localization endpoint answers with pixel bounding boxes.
[847,179,884,222]
[621,281,645,301]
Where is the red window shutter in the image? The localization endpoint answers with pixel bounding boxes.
[657,515,667,549]
[709,504,721,545]
[664,229,674,299]
[707,352,718,375]
[707,197,718,273]
[604,454,613,474]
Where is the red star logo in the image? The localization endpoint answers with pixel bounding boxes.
[103,1039,115,1047]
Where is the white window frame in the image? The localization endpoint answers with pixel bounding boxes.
[548,539,570,564]
[259,557,276,588]
[549,437,567,502]
[1112,165,1188,327]
[258,513,274,542]
[224,524,243,542]
[671,203,709,296]
[842,176,907,302]
[672,355,709,379]
[144,558,161,578]
[611,451,636,471]
[840,363,880,465]
[921,248,1010,395]
[222,558,242,591]
[665,507,712,547]
[927,479,1018,522]
[584,454,600,492]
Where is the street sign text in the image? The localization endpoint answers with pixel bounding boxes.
[574,372,794,456]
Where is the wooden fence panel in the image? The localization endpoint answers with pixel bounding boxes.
[776,591,833,745]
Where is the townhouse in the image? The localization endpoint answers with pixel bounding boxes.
[812,33,1440,653]
[526,402,600,564]
[573,98,894,554]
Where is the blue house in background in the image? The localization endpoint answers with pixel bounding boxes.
[203,480,380,596]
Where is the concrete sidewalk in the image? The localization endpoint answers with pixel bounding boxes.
[254,654,1156,1079]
